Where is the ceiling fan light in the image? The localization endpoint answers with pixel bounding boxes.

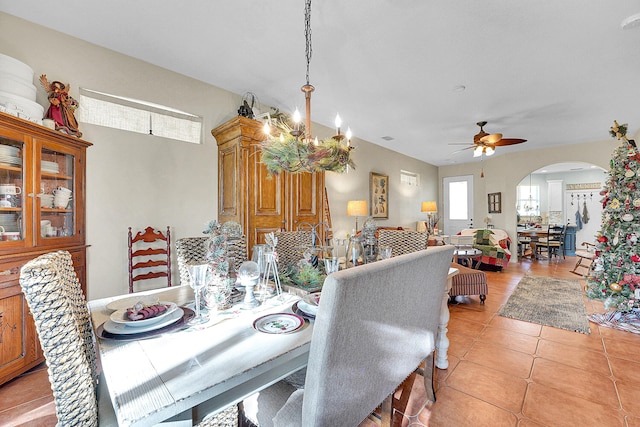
[485,146,495,156]
[473,146,483,157]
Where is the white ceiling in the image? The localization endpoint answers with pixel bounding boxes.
[2,1,640,167]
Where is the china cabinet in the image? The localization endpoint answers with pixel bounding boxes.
[212,116,325,258]
[0,112,90,385]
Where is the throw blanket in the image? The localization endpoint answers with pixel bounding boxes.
[460,229,511,268]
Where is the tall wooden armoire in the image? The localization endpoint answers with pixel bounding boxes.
[212,116,325,258]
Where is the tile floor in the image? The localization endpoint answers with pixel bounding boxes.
[1,256,640,427]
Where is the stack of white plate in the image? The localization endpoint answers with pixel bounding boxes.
[41,160,59,174]
[0,213,19,232]
[0,145,21,166]
[0,54,43,125]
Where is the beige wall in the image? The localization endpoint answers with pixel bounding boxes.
[0,12,438,299]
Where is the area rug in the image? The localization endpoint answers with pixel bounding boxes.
[588,310,640,334]
[499,275,591,334]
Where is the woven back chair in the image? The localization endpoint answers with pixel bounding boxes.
[175,237,209,285]
[19,250,99,426]
[377,229,428,257]
[275,230,313,272]
[176,235,247,285]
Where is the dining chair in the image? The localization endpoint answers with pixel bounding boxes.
[535,225,566,261]
[175,236,209,285]
[241,245,455,427]
[176,235,247,285]
[274,230,313,272]
[128,226,172,293]
[19,250,116,426]
[376,229,429,257]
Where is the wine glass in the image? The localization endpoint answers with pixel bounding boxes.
[187,262,210,324]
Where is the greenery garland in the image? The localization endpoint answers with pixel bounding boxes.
[260,120,356,175]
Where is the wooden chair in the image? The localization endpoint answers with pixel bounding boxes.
[19,250,116,426]
[571,241,597,276]
[128,226,172,293]
[241,246,455,427]
[535,225,566,261]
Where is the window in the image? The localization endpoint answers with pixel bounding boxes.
[400,170,420,186]
[517,185,540,216]
[76,88,203,144]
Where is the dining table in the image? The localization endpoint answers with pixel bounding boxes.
[90,267,459,426]
[90,285,312,426]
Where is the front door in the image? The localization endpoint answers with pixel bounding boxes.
[443,175,474,236]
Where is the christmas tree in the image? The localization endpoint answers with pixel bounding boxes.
[585,121,640,312]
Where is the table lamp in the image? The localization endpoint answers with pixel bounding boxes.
[347,200,368,232]
[421,201,438,234]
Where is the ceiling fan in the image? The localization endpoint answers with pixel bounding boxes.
[451,121,527,157]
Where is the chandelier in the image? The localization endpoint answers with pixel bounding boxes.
[260,0,356,175]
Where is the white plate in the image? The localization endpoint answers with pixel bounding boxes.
[105,295,160,311]
[253,312,305,334]
[110,302,178,327]
[103,307,184,335]
[297,300,318,316]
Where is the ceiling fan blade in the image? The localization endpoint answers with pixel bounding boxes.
[479,133,502,144]
[493,138,527,146]
[449,145,475,155]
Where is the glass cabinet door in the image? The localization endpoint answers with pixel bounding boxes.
[0,136,25,243]
[39,146,75,241]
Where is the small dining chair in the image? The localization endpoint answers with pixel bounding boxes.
[19,250,116,426]
[377,229,429,257]
[128,226,172,293]
[241,245,455,427]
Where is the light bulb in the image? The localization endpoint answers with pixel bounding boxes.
[263,122,270,135]
[293,109,301,124]
[473,146,483,157]
[314,136,319,146]
[346,127,352,142]
[485,146,495,156]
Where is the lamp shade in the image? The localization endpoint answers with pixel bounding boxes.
[347,200,368,217]
[421,201,437,213]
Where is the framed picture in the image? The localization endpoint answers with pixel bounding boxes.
[488,192,502,213]
[370,172,389,218]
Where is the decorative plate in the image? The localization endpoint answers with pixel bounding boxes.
[98,308,194,340]
[103,307,184,335]
[110,302,178,327]
[253,312,305,334]
[105,295,160,311]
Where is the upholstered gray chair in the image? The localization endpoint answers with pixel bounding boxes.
[19,250,116,426]
[377,229,429,257]
[242,245,455,426]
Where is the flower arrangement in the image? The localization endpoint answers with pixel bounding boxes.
[260,120,356,175]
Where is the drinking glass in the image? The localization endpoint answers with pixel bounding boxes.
[379,246,392,260]
[187,263,210,324]
[324,257,340,274]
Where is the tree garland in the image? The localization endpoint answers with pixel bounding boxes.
[260,120,356,175]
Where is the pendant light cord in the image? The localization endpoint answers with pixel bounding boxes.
[304,0,313,86]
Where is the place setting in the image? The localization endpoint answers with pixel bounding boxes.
[97,298,194,341]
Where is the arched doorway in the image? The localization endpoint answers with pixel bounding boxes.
[516,162,606,254]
